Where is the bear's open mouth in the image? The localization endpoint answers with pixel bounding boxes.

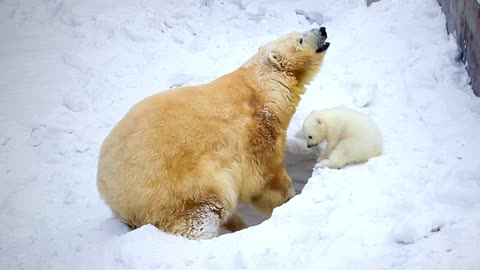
[315,27,329,53]
[316,42,330,53]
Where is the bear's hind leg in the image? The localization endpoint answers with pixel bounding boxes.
[251,168,296,215]
[222,213,247,232]
[155,201,226,240]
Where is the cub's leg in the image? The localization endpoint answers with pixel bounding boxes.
[315,140,351,169]
[318,138,339,162]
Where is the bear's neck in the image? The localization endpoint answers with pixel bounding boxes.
[243,67,305,130]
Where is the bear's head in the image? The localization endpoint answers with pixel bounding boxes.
[257,27,330,89]
[303,111,327,148]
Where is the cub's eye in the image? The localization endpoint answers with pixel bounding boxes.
[299,38,303,45]
[308,136,312,139]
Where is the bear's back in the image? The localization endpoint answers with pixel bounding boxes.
[97,77,256,226]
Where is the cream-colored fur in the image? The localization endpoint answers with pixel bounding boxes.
[97,28,330,239]
[303,107,382,169]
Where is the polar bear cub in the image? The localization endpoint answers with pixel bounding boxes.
[302,107,382,169]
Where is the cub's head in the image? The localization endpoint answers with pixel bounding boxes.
[303,111,327,148]
[258,27,330,88]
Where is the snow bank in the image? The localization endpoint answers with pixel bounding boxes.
[1,0,479,269]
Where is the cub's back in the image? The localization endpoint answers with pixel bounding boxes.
[320,107,382,144]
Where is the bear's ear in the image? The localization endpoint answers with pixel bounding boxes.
[268,51,282,69]
[296,37,304,51]
[316,119,322,125]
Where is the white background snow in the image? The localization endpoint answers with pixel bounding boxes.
[1,0,480,269]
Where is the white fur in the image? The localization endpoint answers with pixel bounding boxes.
[302,107,383,169]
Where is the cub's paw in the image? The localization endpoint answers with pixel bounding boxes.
[314,161,328,169]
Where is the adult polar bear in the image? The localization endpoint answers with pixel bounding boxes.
[97,28,330,239]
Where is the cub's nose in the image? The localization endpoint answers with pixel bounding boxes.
[320,27,327,37]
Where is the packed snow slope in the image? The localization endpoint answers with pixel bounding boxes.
[1,0,480,269]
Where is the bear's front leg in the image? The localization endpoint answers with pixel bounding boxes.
[317,152,329,162]
[315,146,348,169]
[318,138,339,161]
[251,168,296,216]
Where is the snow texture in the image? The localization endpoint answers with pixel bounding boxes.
[1,0,480,269]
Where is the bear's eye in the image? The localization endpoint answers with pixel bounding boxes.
[308,136,312,139]
[299,38,303,45]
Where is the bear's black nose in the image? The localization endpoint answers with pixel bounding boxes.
[320,27,327,37]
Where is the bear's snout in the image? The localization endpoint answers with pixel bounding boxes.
[319,27,327,38]
[313,27,329,53]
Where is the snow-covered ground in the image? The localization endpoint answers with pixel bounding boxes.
[1,0,480,269]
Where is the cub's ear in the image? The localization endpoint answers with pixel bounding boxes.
[268,51,282,68]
